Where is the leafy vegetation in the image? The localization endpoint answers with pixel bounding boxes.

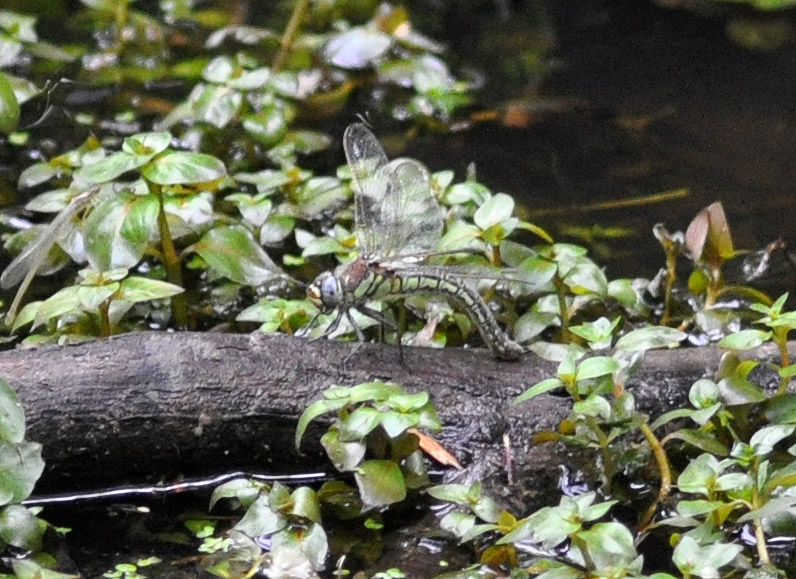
[0,0,795,578]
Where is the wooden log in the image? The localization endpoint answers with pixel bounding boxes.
[0,332,784,506]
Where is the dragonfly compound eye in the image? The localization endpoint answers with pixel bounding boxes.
[306,272,342,312]
[320,274,343,308]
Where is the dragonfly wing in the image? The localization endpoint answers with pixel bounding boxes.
[378,158,443,258]
[344,123,389,258]
[0,190,94,289]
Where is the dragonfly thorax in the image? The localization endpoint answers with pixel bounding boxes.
[306,271,344,312]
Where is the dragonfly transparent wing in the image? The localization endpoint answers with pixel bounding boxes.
[344,122,389,258]
[344,123,442,259]
[1,188,96,290]
[1,187,97,324]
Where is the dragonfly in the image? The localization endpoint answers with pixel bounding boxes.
[1,186,100,324]
[305,123,527,360]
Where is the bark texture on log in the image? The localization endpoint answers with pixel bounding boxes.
[0,332,785,507]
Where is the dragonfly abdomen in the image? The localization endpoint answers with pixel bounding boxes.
[371,270,526,360]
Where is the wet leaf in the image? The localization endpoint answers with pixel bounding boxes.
[12,558,78,579]
[670,430,728,457]
[339,406,383,441]
[0,505,43,552]
[615,326,687,352]
[321,430,366,472]
[77,152,150,184]
[0,440,44,505]
[117,277,184,303]
[193,225,283,286]
[290,487,320,522]
[514,378,564,405]
[355,460,406,510]
[0,71,20,134]
[122,131,172,157]
[242,107,287,147]
[672,535,742,578]
[295,398,349,451]
[83,192,159,271]
[575,356,620,381]
[749,424,795,456]
[474,193,514,230]
[141,151,226,185]
[209,478,262,511]
[33,285,81,327]
[0,379,24,445]
[191,83,243,128]
[574,522,638,570]
[325,27,392,69]
[718,329,772,351]
[379,411,418,438]
[234,496,286,538]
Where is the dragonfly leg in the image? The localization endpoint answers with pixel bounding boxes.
[357,305,397,330]
[345,309,367,343]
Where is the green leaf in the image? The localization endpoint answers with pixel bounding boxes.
[669,430,729,457]
[717,375,766,405]
[426,483,470,505]
[191,83,243,128]
[202,56,234,83]
[0,440,44,505]
[689,379,719,408]
[615,326,687,352]
[379,411,418,439]
[117,277,184,303]
[11,558,78,579]
[325,27,392,69]
[242,107,287,148]
[719,329,772,351]
[0,71,20,134]
[672,535,743,578]
[233,496,287,538]
[141,151,226,185]
[574,522,638,570]
[514,378,564,404]
[473,193,514,230]
[33,285,81,327]
[575,356,620,381]
[77,151,151,184]
[295,398,347,451]
[77,284,118,311]
[339,406,383,442]
[750,424,796,456]
[675,499,724,517]
[193,225,284,286]
[573,393,611,420]
[290,486,321,522]
[209,478,262,510]
[0,504,43,550]
[765,393,796,424]
[355,460,406,510]
[320,430,366,472]
[121,131,172,157]
[0,379,25,445]
[83,192,159,271]
[677,453,720,495]
[18,162,58,190]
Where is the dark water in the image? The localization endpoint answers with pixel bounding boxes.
[409,0,796,287]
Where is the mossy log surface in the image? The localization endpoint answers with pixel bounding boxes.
[0,332,786,507]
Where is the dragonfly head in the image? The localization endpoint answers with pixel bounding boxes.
[307,271,342,312]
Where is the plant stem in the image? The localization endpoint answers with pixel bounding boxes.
[585,416,614,495]
[775,330,791,396]
[661,249,676,326]
[750,458,772,565]
[153,183,188,328]
[272,0,311,72]
[638,422,672,532]
[99,300,112,337]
